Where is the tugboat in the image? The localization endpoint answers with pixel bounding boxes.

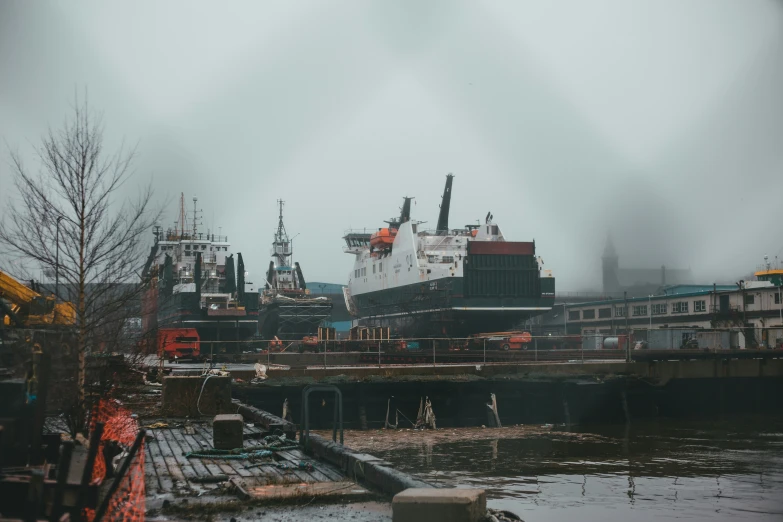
[343,174,555,337]
[141,194,259,355]
[258,200,332,340]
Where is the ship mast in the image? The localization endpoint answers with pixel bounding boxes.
[273,199,291,268]
[176,192,186,239]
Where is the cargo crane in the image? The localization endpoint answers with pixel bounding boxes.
[0,270,75,327]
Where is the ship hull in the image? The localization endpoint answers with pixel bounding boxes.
[258,297,333,340]
[153,291,260,351]
[351,277,555,338]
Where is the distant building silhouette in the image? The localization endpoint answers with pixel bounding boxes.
[602,235,693,297]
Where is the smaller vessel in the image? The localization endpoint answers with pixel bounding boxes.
[141,194,259,355]
[258,200,332,340]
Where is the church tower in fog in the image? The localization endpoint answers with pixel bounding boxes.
[602,234,620,294]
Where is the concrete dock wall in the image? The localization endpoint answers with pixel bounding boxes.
[233,358,783,429]
[162,375,232,416]
[305,433,432,495]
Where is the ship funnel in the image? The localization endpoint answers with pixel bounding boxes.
[436,174,454,233]
[163,254,174,297]
[399,197,413,225]
[195,252,202,303]
[266,261,275,290]
[237,253,245,302]
[224,254,236,294]
[295,262,307,290]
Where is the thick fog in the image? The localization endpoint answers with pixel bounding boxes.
[1,1,782,290]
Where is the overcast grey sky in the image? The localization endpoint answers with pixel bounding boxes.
[1,0,782,290]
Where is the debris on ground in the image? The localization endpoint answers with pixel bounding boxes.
[485,507,524,521]
[317,425,608,452]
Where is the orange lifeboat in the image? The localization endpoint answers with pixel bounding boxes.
[370,228,397,249]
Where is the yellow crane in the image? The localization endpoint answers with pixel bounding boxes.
[0,270,75,327]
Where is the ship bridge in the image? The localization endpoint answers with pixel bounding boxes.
[343,229,372,254]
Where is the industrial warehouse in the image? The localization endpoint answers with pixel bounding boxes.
[547,276,783,350]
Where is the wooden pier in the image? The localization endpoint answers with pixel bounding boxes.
[144,420,369,501]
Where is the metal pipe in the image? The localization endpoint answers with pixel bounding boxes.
[29,352,51,466]
[93,429,146,522]
[74,421,105,517]
[49,440,75,522]
[25,468,45,522]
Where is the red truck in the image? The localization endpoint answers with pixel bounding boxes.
[158,328,200,360]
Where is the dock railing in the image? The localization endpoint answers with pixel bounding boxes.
[183,326,783,369]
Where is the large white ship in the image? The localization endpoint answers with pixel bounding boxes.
[343,175,555,337]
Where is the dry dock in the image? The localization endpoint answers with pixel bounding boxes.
[220,352,783,429]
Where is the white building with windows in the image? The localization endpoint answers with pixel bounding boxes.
[564,283,783,349]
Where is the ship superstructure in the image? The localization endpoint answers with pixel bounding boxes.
[343,175,555,337]
[258,200,332,340]
[141,194,259,353]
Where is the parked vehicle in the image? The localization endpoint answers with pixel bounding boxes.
[157,327,200,361]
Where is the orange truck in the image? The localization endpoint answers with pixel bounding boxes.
[483,331,533,351]
[158,328,200,360]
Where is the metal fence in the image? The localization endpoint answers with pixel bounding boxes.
[156,327,783,370]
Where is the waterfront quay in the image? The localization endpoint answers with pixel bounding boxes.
[165,348,783,430]
[146,348,783,518]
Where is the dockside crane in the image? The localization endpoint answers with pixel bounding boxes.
[0,270,75,327]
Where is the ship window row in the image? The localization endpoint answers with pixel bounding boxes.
[426,255,458,263]
[354,267,366,278]
[372,262,384,274]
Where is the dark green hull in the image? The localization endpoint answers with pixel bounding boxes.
[353,276,555,337]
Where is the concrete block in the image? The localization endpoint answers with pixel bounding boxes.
[213,414,243,450]
[392,488,486,522]
[161,376,231,416]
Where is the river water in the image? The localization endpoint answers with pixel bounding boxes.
[369,416,783,521]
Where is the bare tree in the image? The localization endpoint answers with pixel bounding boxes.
[0,96,160,430]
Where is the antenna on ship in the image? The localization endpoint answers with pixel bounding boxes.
[178,192,186,239]
[191,196,203,238]
[275,199,288,242]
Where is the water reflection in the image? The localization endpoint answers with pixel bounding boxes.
[373,416,783,521]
